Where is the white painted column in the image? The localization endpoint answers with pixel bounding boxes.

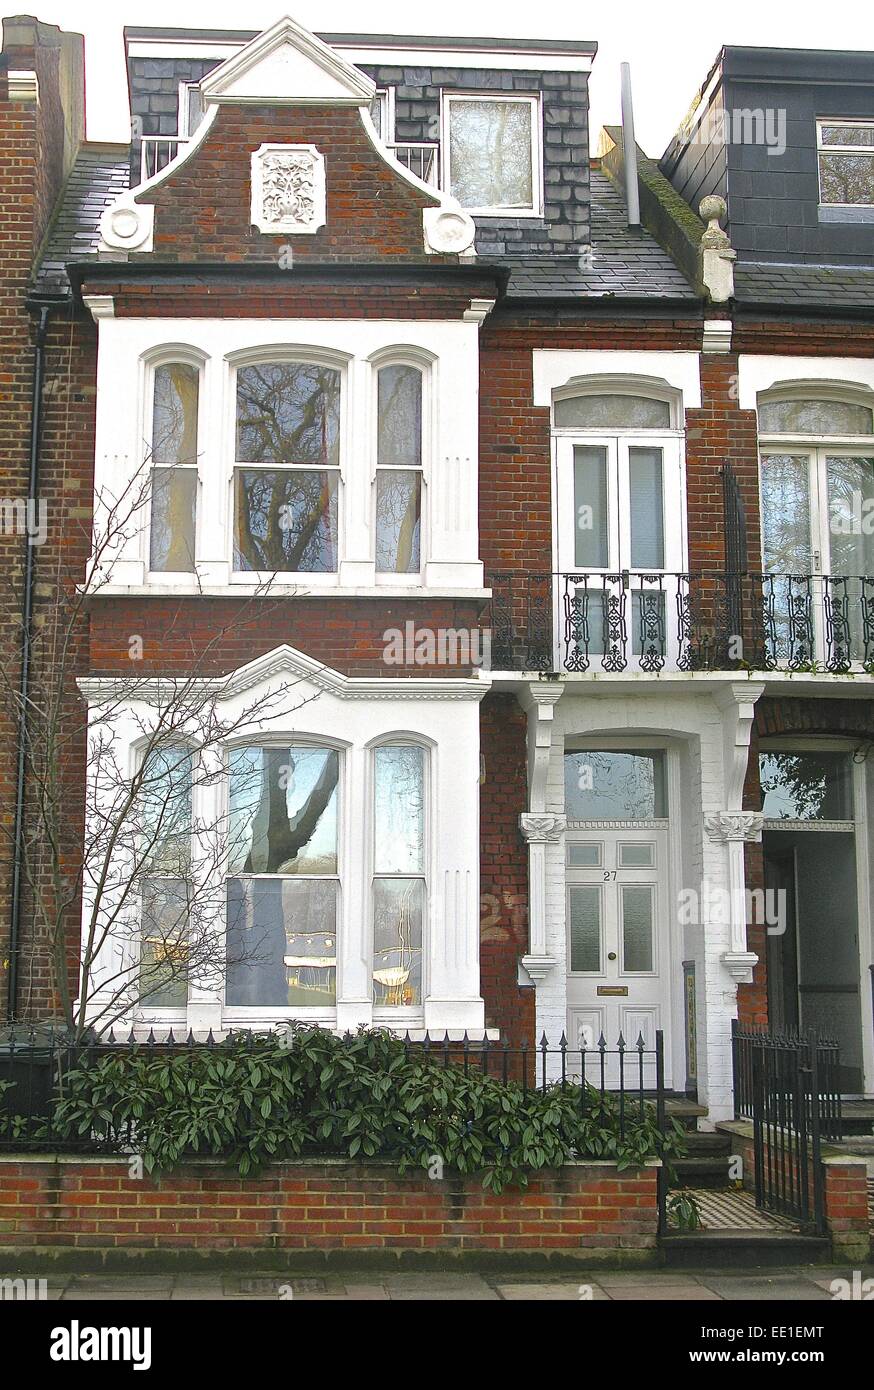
[338,356,376,587]
[697,683,765,1121]
[424,699,485,1033]
[520,813,565,980]
[518,683,564,986]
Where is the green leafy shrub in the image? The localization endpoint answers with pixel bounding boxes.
[44,1027,684,1192]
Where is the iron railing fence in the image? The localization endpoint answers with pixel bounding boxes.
[732,1023,842,1233]
[0,1024,668,1149]
[487,571,874,675]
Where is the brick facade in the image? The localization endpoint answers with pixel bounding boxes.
[0,1156,659,1262]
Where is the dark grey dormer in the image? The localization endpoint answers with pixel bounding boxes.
[661,46,874,267]
[124,28,595,261]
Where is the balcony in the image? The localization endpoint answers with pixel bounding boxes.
[137,138,439,189]
[487,572,874,675]
[385,142,440,188]
[140,136,188,182]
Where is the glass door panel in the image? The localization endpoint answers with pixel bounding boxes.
[824,454,874,664]
[761,453,816,663]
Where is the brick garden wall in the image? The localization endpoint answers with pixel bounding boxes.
[0,1157,659,1264]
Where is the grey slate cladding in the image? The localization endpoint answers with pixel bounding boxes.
[36,50,696,301]
[34,147,130,293]
[359,62,590,258]
[735,261,874,308]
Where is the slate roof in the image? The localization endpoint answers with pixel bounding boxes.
[734,261,874,311]
[33,150,696,303]
[34,145,130,294]
[504,171,696,300]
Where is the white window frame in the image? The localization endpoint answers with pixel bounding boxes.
[177,81,204,139]
[816,118,874,208]
[144,350,205,582]
[372,356,429,584]
[369,738,430,1026]
[441,91,543,217]
[228,351,348,585]
[368,87,395,143]
[221,737,344,1023]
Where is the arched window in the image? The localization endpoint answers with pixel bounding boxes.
[372,743,426,1009]
[375,364,423,574]
[758,388,874,666]
[554,392,672,431]
[233,361,341,573]
[149,362,200,573]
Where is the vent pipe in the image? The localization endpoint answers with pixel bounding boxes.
[620,62,641,228]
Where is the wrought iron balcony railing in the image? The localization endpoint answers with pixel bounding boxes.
[487,571,874,675]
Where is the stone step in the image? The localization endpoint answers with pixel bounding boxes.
[661,1231,832,1268]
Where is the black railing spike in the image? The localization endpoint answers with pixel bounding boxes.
[127,1028,136,1045]
[636,1032,646,1050]
[559,1032,567,1049]
[146,1029,156,1046]
[597,1033,606,1051]
[206,1030,215,1046]
[186,1030,195,1045]
[107,1028,116,1045]
[166,1029,175,1046]
[617,1032,625,1050]
[539,1033,548,1049]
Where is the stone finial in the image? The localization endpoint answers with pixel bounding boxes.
[699,194,730,248]
[697,194,735,304]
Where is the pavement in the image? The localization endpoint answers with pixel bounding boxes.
[5,1265,871,1301]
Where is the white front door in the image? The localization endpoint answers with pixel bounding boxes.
[565,825,672,1088]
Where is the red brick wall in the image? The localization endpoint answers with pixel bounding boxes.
[479,693,533,1047]
[79,279,500,321]
[135,104,449,265]
[0,1157,659,1257]
[685,354,761,573]
[0,45,91,1022]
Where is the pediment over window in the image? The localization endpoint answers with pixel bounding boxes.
[199,14,375,108]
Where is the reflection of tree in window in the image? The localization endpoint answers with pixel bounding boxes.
[234,363,340,572]
[226,746,339,1008]
[760,751,852,820]
[138,746,193,1005]
[565,751,664,819]
[449,99,533,209]
[373,745,425,1007]
[376,365,422,573]
[150,364,199,572]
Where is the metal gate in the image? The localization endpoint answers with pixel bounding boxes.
[732,1023,842,1234]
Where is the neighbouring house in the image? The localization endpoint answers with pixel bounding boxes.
[0,15,872,1126]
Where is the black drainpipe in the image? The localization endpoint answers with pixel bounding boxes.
[7,301,54,1019]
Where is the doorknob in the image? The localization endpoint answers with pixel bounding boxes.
[607,951,617,961]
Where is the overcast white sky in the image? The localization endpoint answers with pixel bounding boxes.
[3,0,873,154]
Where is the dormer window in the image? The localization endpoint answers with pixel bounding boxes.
[817,121,874,207]
[443,94,542,215]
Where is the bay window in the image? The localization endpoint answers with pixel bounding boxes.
[225,744,340,1008]
[376,364,422,574]
[372,744,426,1008]
[149,362,199,573]
[233,362,340,572]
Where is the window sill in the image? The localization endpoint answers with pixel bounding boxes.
[818,204,874,224]
[89,583,493,600]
